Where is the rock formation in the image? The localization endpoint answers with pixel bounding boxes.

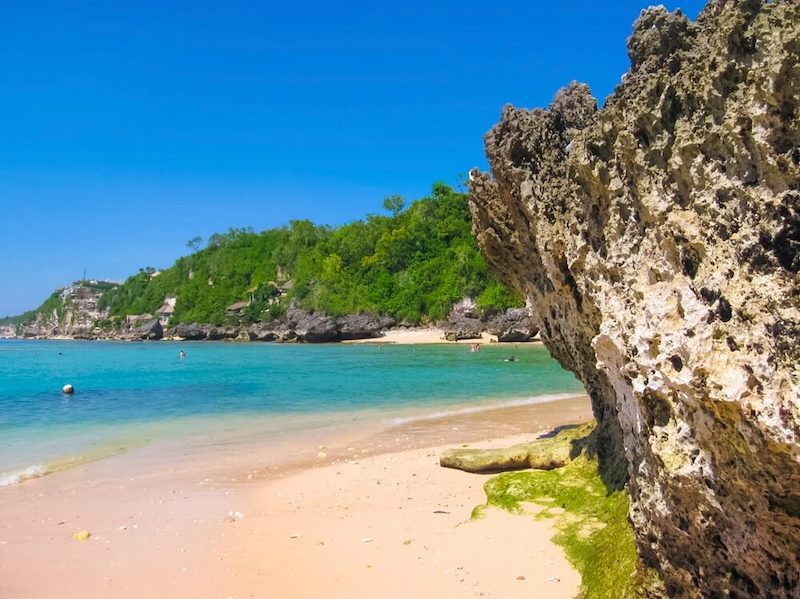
[128,319,163,341]
[469,2,799,596]
[441,422,593,473]
[486,307,539,342]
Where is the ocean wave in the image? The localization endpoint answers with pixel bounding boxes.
[386,392,586,426]
[0,464,47,487]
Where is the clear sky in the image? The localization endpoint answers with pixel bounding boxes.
[0,0,706,316]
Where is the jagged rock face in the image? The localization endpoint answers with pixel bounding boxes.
[487,307,539,342]
[470,2,799,597]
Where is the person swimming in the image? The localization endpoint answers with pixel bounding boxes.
[179,349,186,359]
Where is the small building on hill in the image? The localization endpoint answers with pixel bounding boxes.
[226,301,249,316]
[155,296,177,326]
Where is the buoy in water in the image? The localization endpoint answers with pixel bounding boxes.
[62,384,74,395]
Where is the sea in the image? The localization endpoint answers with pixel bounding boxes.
[0,340,585,487]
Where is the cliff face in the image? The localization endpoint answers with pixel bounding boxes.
[469,2,799,597]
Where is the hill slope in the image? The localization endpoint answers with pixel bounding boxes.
[19,183,521,334]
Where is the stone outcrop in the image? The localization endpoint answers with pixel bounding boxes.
[286,307,340,342]
[170,323,208,341]
[441,422,593,473]
[247,323,278,342]
[442,314,484,341]
[336,313,396,340]
[128,319,163,341]
[205,326,240,341]
[245,309,396,343]
[487,307,539,342]
[469,2,799,597]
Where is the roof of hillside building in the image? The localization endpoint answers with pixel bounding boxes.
[155,303,175,315]
[226,301,249,312]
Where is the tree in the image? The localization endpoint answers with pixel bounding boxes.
[383,194,405,216]
[186,236,203,252]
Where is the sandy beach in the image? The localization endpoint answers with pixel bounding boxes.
[346,327,539,345]
[0,395,592,598]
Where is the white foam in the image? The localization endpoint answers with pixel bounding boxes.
[0,464,47,487]
[386,393,586,426]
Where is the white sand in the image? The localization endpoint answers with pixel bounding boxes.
[347,328,539,345]
[0,397,591,598]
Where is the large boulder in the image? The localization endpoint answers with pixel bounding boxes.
[287,308,339,343]
[488,308,539,342]
[442,313,483,341]
[336,313,396,340]
[131,319,162,341]
[469,2,800,596]
[205,326,240,341]
[441,422,593,473]
[247,324,277,342]
[170,323,207,341]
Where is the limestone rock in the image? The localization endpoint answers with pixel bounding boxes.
[247,324,277,342]
[441,422,593,473]
[131,319,162,341]
[442,314,483,341]
[469,2,800,596]
[336,313,396,340]
[287,308,340,343]
[171,323,207,341]
[487,307,539,342]
[205,326,239,341]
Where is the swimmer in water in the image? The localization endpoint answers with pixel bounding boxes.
[179,349,186,359]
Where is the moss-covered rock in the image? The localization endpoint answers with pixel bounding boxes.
[440,421,594,473]
[466,424,659,598]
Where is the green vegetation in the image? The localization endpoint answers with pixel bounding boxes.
[97,182,521,326]
[475,425,645,599]
[0,311,36,326]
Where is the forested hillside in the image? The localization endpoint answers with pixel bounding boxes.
[98,183,521,326]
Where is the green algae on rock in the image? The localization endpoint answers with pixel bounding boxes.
[480,457,644,599]
[467,424,653,598]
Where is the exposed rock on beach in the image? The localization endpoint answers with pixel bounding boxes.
[469,1,800,596]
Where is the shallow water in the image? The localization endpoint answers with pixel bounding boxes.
[0,340,584,484]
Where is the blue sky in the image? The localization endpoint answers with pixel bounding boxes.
[0,0,706,316]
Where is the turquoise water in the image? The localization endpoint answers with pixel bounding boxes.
[0,340,584,484]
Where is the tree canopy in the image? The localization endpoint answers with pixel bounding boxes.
[96,183,521,326]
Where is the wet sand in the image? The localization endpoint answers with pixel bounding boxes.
[0,395,591,598]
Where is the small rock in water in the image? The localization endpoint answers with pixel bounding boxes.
[72,530,91,541]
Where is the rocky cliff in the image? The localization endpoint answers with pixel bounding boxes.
[469,2,799,597]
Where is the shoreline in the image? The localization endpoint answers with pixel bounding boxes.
[345,327,540,345]
[0,394,591,598]
[3,326,541,345]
